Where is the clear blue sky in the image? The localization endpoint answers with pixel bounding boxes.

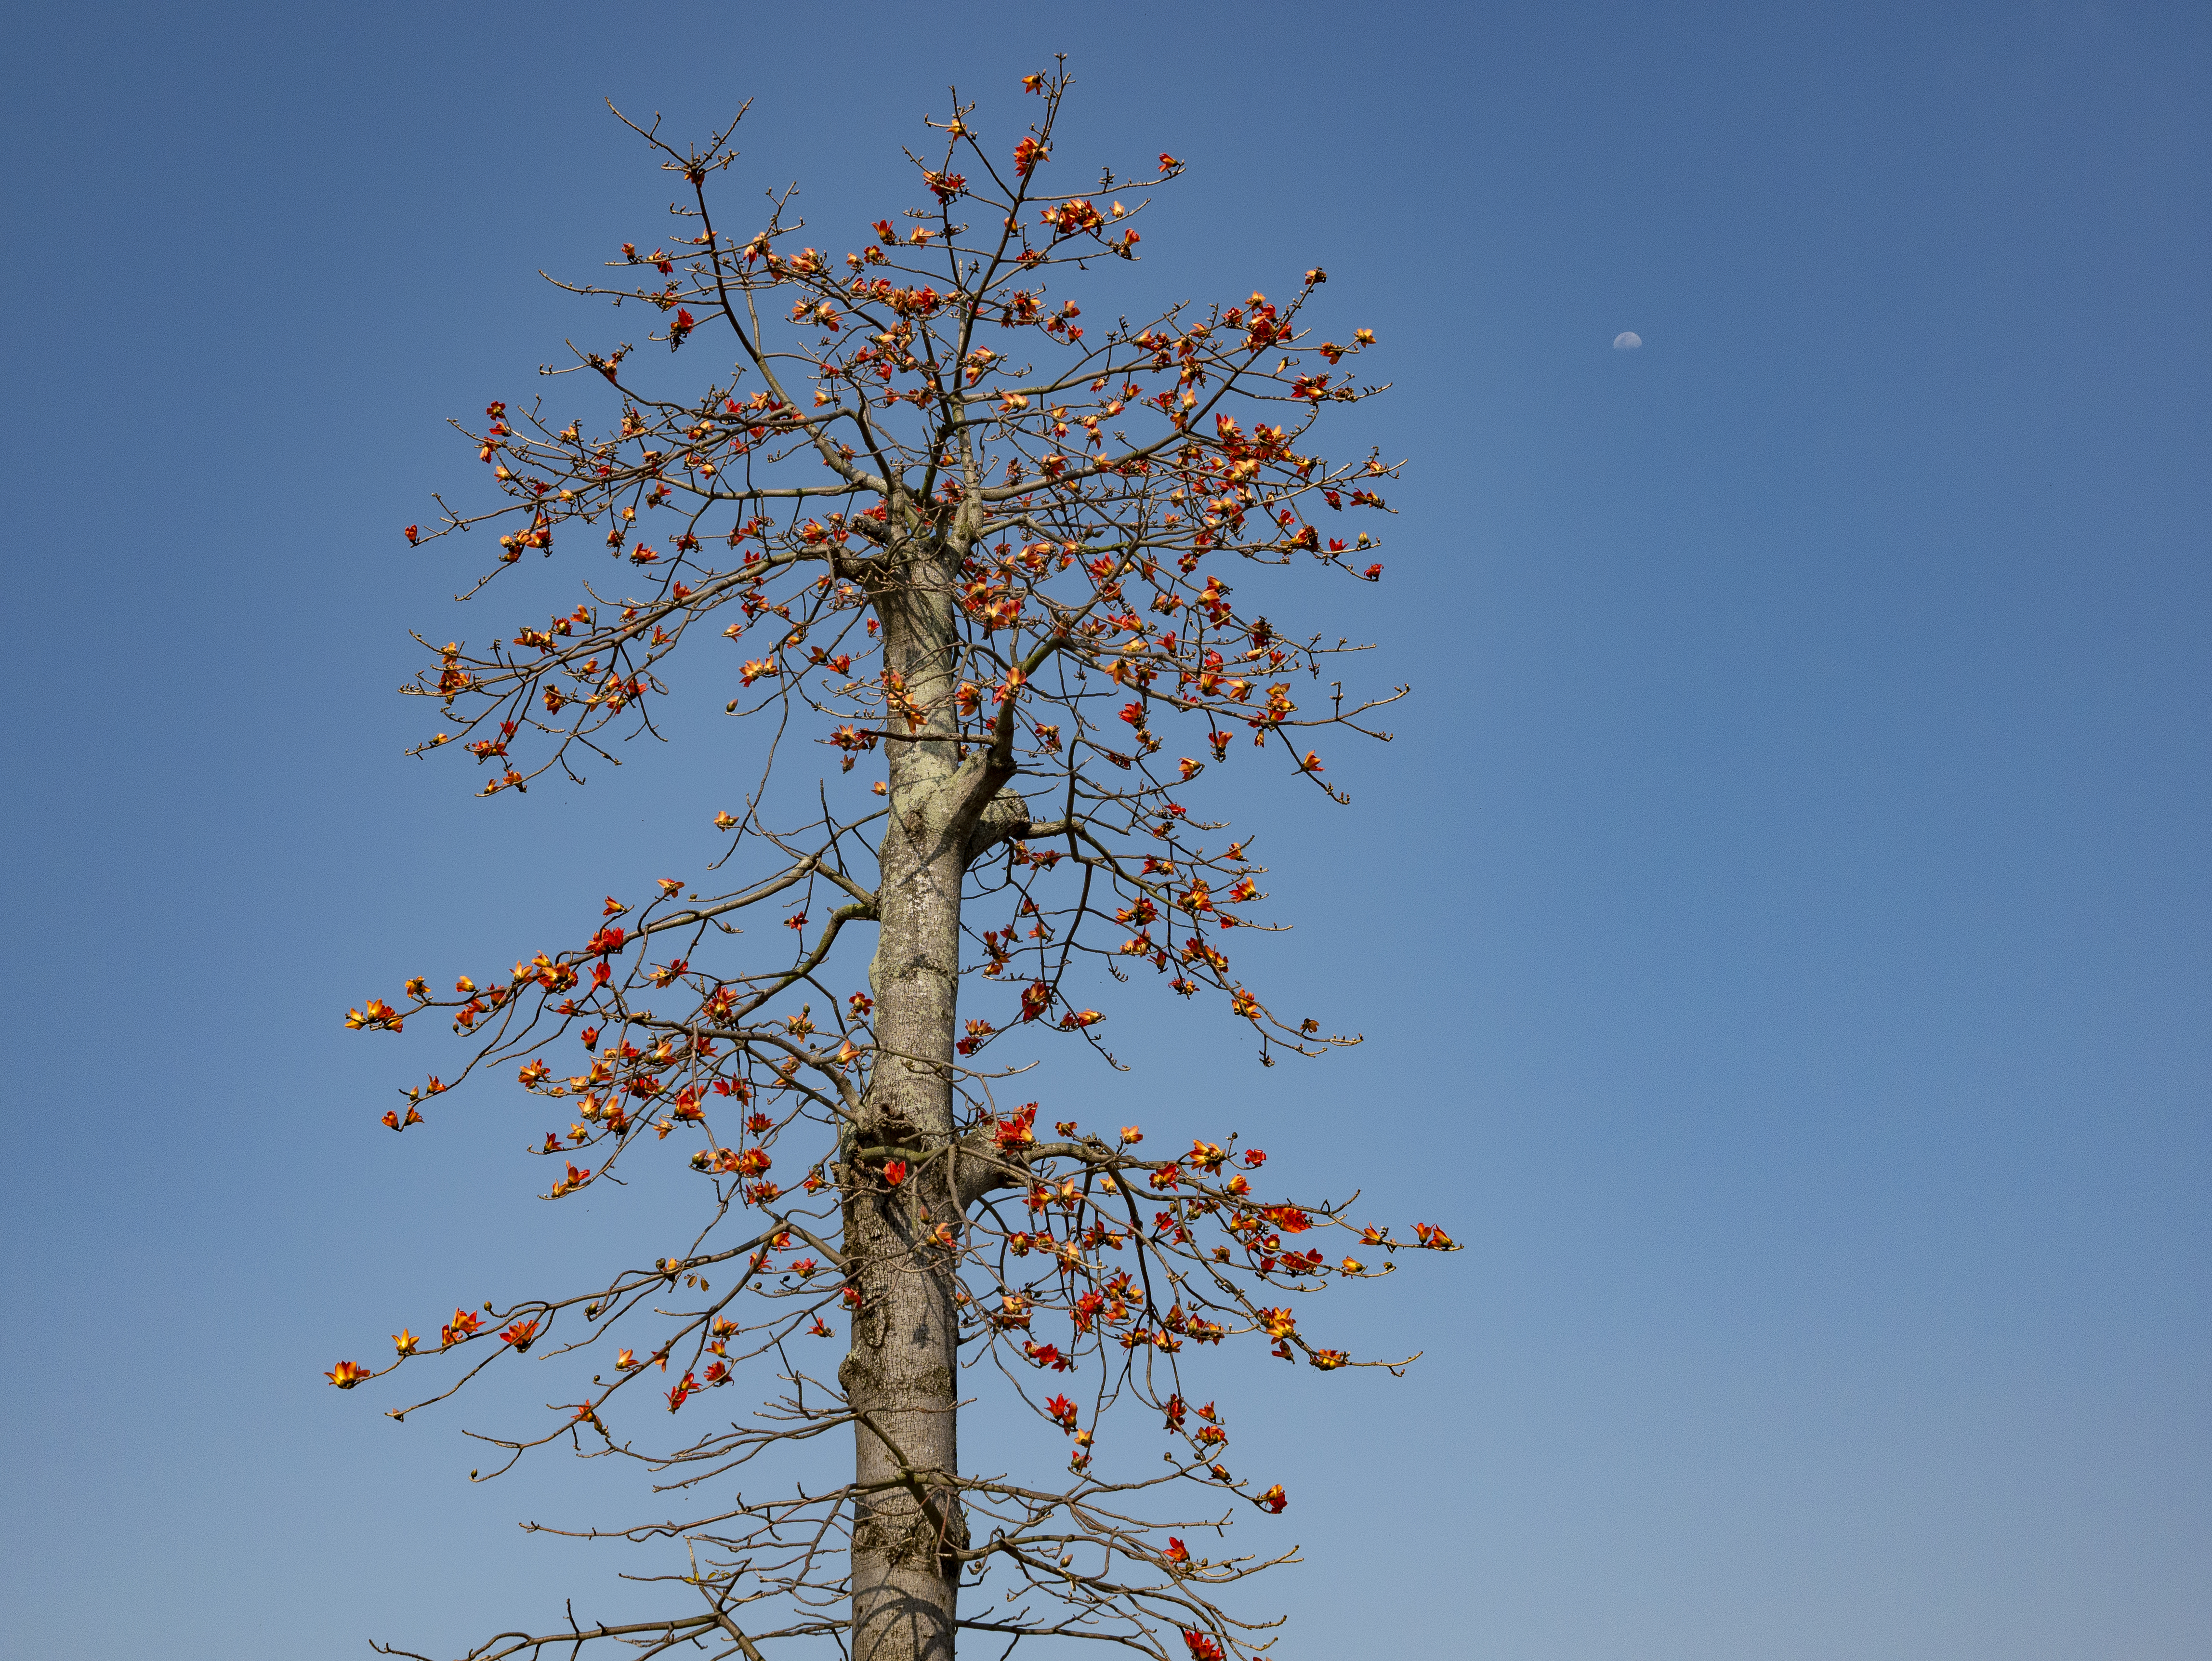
[3,3,2205,1658]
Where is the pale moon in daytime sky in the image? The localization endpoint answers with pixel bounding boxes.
[1613,330,1643,349]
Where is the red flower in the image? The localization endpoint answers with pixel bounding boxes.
[881,1160,908,1187]
[440,1308,481,1347]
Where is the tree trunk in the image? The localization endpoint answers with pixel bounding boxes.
[844,541,1000,1661]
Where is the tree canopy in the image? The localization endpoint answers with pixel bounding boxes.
[337,66,1454,1661]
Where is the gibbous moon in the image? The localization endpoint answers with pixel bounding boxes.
[1613,331,1643,350]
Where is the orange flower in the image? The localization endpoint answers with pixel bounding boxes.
[1257,1484,1287,1513]
[325,1360,372,1389]
[344,998,404,1033]
[392,1329,420,1357]
[1164,1537,1190,1564]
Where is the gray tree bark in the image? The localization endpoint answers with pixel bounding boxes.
[843,537,1011,1661]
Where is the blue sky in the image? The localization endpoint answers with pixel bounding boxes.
[2,3,2205,1658]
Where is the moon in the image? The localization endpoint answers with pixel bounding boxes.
[1613,331,1643,350]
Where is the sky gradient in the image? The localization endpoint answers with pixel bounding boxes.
[2,3,2206,1658]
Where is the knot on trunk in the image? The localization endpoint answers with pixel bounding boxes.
[854,1494,970,1577]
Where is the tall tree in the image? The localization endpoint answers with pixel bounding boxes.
[339,66,1453,1661]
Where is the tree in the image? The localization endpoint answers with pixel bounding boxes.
[337,66,1454,1661]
